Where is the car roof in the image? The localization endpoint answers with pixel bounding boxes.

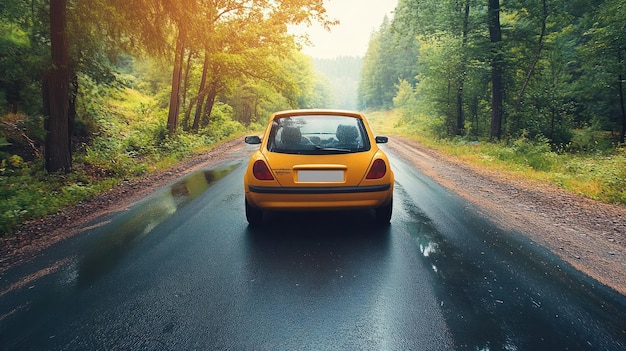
[271,109,364,119]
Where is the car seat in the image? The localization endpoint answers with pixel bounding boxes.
[335,125,359,147]
[281,126,302,147]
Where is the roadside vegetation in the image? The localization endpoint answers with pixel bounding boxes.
[368,110,626,205]
[0,75,254,235]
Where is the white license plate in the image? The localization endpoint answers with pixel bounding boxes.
[298,170,344,182]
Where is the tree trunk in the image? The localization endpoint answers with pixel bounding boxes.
[488,0,504,140]
[44,0,72,173]
[192,51,210,132]
[182,49,193,107]
[619,74,626,144]
[617,50,626,144]
[167,29,185,133]
[456,0,470,135]
[516,0,547,108]
[202,84,218,128]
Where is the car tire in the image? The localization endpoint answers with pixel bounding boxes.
[375,198,392,225]
[245,199,263,226]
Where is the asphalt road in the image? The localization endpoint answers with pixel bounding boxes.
[0,145,624,350]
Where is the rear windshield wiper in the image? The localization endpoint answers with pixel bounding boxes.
[314,146,352,153]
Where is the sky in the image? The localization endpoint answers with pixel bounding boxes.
[291,0,399,59]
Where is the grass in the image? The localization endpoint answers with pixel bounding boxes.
[365,109,626,205]
[0,164,121,234]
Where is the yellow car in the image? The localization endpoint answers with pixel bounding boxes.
[243,109,394,226]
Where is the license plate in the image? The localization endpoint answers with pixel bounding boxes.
[297,170,344,182]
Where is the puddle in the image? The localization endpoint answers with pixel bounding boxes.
[77,164,237,286]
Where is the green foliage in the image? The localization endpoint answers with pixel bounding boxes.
[0,161,118,235]
[0,82,249,235]
[556,149,626,203]
[132,58,175,108]
[0,112,45,163]
[568,128,619,153]
[0,22,46,116]
[412,34,470,136]
[358,11,420,111]
[474,137,625,203]
[367,108,626,205]
[486,136,558,172]
[211,51,326,128]
[201,102,245,141]
[362,0,626,147]
[393,79,418,124]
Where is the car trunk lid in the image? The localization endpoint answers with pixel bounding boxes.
[268,153,372,187]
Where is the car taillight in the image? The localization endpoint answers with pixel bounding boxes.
[366,159,387,179]
[253,160,274,180]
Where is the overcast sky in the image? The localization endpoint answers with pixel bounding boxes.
[291,0,399,59]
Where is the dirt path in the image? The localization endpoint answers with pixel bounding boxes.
[2,136,625,295]
[385,136,626,295]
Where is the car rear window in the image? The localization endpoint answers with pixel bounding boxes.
[267,115,371,154]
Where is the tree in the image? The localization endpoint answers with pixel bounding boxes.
[393,79,418,123]
[456,0,471,135]
[0,7,38,115]
[377,0,485,134]
[14,0,335,172]
[43,0,71,173]
[358,30,384,110]
[359,13,421,111]
[167,0,334,133]
[167,27,187,133]
[514,0,548,108]
[578,0,626,144]
[488,0,503,140]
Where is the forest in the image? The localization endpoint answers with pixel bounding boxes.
[1,0,625,235]
[359,0,626,148]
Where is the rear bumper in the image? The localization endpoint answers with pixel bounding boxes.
[246,184,393,211]
[248,184,391,194]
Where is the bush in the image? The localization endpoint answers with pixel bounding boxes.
[0,167,117,235]
[569,128,616,153]
[198,103,246,141]
[478,136,548,171]
[510,136,557,172]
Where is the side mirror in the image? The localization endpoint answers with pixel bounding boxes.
[245,136,262,144]
[375,136,389,144]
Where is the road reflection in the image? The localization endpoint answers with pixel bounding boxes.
[241,211,403,349]
[243,210,392,294]
[399,194,626,351]
[78,165,235,286]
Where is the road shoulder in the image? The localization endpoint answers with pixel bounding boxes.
[385,135,626,295]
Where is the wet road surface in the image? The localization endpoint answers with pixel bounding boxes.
[0,145,624,350]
